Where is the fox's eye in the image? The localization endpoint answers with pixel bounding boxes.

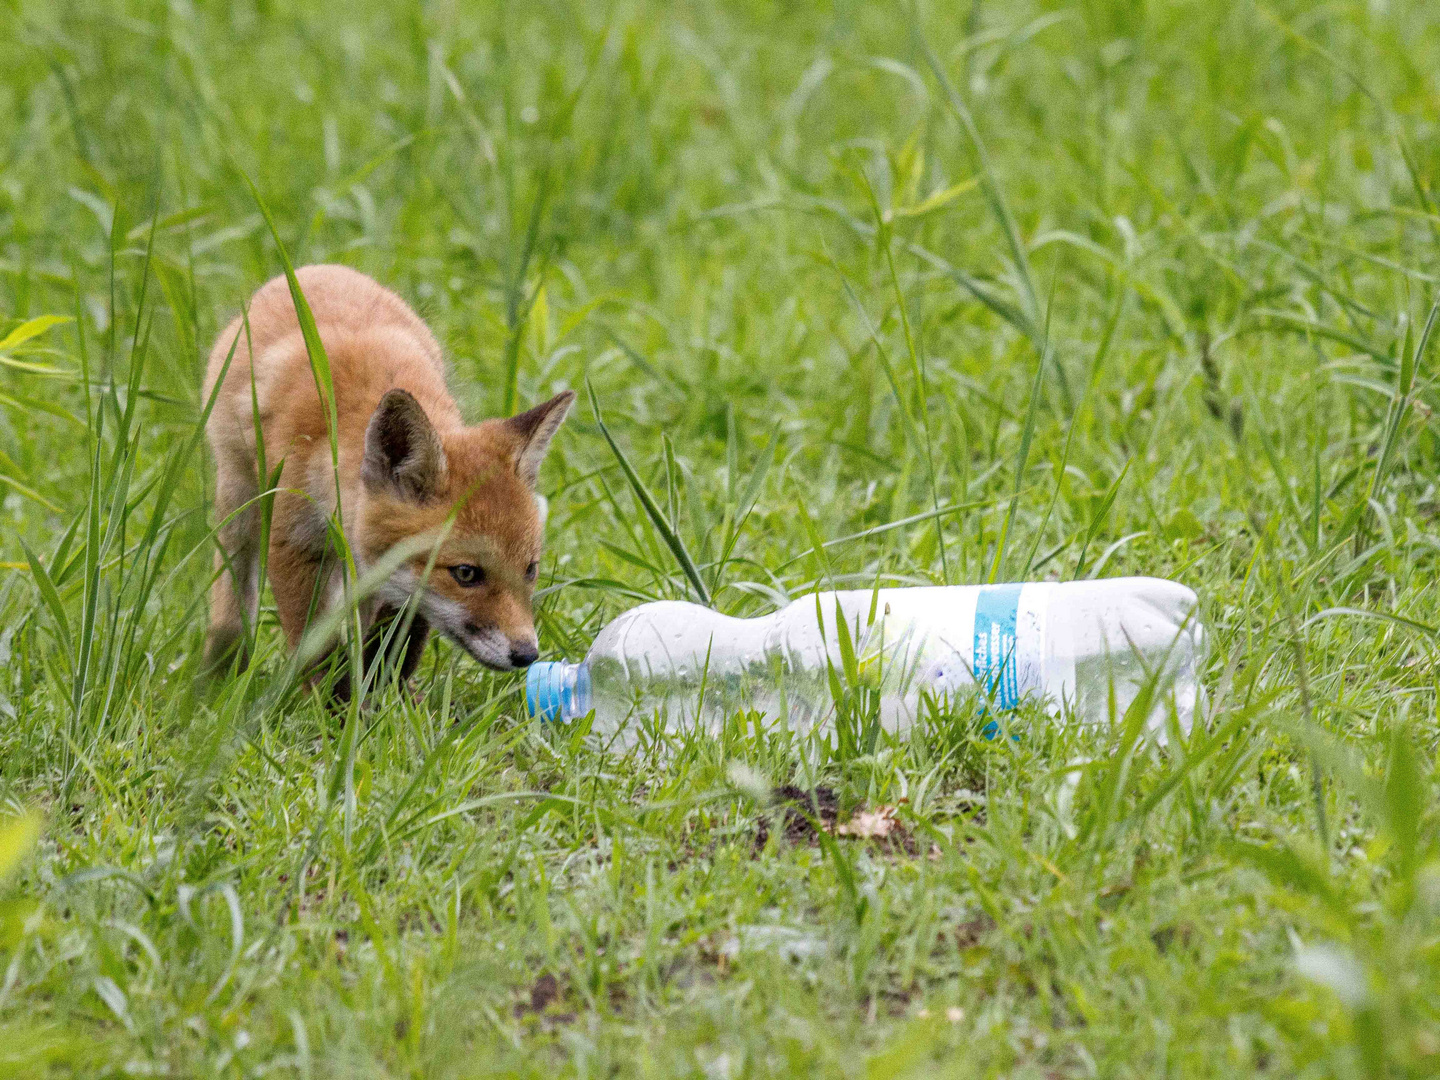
[525,561,539,582]
[450,564,485,587]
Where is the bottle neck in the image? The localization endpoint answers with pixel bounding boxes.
[568,662,593,721]
[526,661,593,723]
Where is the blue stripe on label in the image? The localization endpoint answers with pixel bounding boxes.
[974,584,1023,712]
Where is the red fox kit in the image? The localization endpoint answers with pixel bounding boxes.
[203,264,573,692]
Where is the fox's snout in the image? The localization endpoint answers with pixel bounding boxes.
[458,615,539,671]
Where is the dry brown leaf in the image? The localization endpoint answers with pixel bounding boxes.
[836,805,898,839]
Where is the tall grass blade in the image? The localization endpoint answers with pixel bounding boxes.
[915,18,1039,329]
[585,380,711,606]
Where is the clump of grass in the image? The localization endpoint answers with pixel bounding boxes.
[1,1,1439,1076]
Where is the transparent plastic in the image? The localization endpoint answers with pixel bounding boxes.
[526,577,1204,742]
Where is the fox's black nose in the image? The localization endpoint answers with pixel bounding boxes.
[508,642,539,669]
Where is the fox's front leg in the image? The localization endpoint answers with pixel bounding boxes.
[269,532,429,703]
[371,606,433,684]
[328,607,433,705]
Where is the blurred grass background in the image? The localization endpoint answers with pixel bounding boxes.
[2,0,1440,1075]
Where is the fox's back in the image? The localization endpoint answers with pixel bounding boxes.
[205,265,457,482]
[205,264,444,391]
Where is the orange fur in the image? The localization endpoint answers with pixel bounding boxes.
[202,264,573,688]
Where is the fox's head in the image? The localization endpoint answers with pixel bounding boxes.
[358,388,575,671]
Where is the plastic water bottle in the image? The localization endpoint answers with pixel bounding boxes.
[526,578,1204,742]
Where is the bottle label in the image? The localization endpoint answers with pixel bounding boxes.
[973,584,1023,709]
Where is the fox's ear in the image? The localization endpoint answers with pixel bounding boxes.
[363,389,447,501]
[504,390,575,487]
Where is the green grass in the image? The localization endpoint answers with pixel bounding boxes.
[2,0,1440,1074]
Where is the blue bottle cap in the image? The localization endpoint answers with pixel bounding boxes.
[526,662,568,722]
